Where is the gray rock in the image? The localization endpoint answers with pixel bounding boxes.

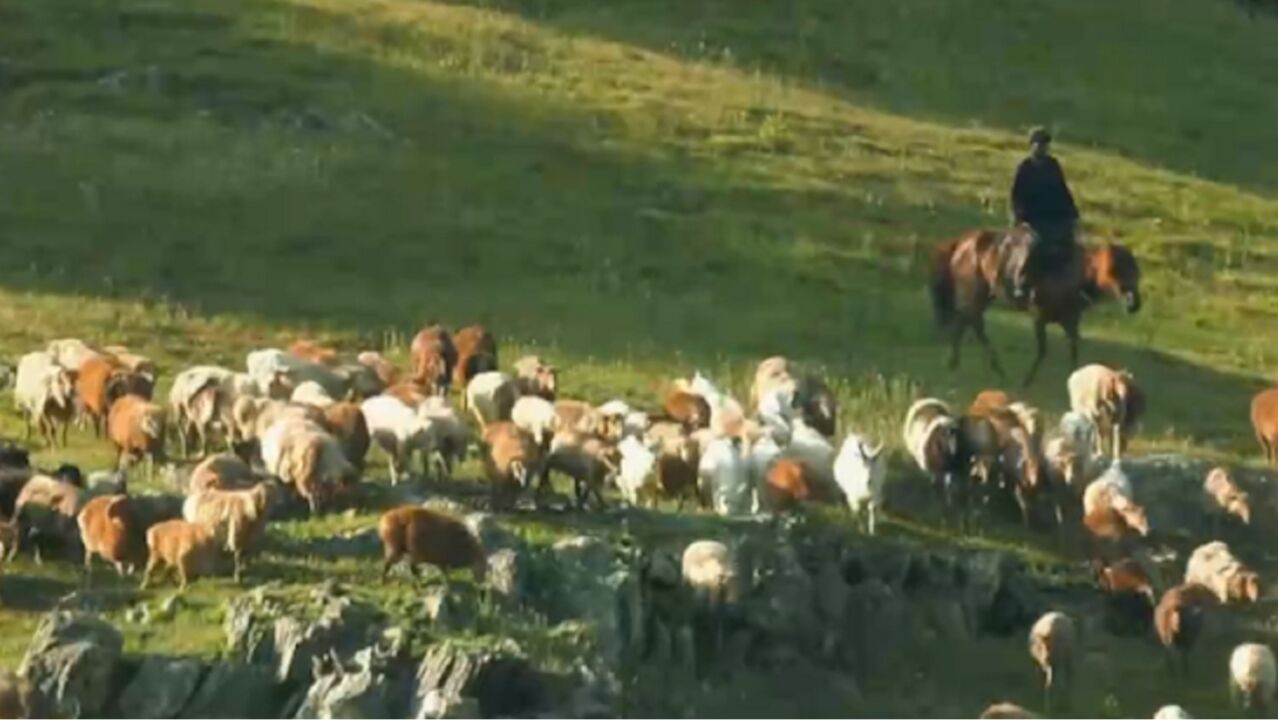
[410,640,545,718]
[548,536,643,674]
[485,548,526,607]
[181,662,283,719]
[464,512,519,552]
[294,648,394,719]
[118,656,204,719]
[420,584,475,632]
[414,689,479,719]
[157,594,185,621]
[19,610,123,718]
[421,498,468,517]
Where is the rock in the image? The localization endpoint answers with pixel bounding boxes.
[410,640,546,718]
[125,603,151,625]
[420,584,476,631]
[181,662,283,719]
[463,512,519,552]
[415,689,479,719]
[118,656,204,719]
[485,548,526,607]
[19,610,123,718]
[294,648,395,719]
[421,498,468,517]
[157,594,185,621]
[548,536,643,674]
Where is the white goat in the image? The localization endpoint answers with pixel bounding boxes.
[615,435,658,507]
[360,395,439,484]
[833,433,887,535]
[699,436,751,516]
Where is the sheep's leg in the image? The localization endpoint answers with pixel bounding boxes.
[82,551,94,588]
[141,557,159,589]
[1111,421,1122,461]
[1042,667,1053,716]
[1064,317,1081,369]
[381,552,400,582]
[59,417,68,448]
[177,559,190,592]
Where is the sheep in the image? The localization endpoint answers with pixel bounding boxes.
[762,458,814,513]
[1028,611,1076,713]
[237,398,327,455]
[554,399,604,437]
[107,394,167,480]
[101,345,159,380]
[1152,706,1193,720]
[833,434,887,535]
[321,402,370,472]
[188,453,256,494]
[78,495,144,581]
[1097,558,1156,635]
[356,350,399,390]
[615,435,658,507]
[980,703,1039,719]
[141,519,222,590]
[748,433,781,494]
[1084,503,1149,564]
[291,380,336,408]
[1203,466,1251,530]
[360,395,439,484]
[975,406,1047,528]
[662,390,711,431]
[750,356,793,410]
[1068,364,1145,460]
[512,355,557,400]
[1155,583,1219,675]
[681,540,741,661]
[545,431,617,510]
[182,483,271,581]
[409,325,456,395]
[782,417,836,493]
[452,325,498,393]
[46,338,99,372]
[378,506,487,584]
[511,396,558,449]
[481,422,540,511]
[793,374,838,438]
[11,474,82,563]
[699,436,751,516]
[466,372,520,429]
[384,381,430,409]
[169,365,234,457]
[903,399,969,525]
[650,427,702,510]
[14,351,76,448]
[74,355,136,437]
[287,339,340,367]
[418,399,471,481]
[969,389,1011,416]
[1184,541,1260,605]
[596,399,633,441]
[1229,643,1276,715]
[271,424,356,514]
[1251,387,1278,467]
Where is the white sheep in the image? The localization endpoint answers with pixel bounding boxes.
[290,380,335,408]
[622,411,650,439]
[417,400,471,480]
[1152,706,1193,719]
[1185,541,1261,605]
[1230,643,1276,714]
[681,539,740,659]
[14,351,76,448]
[833,433,887,535]
[46,338,98,372]
[511,396,558,448]
[247,348,350,400]
[698,436,751,516]
[615,435,658,507]
[465,372,519,429]
[360,395,440,484]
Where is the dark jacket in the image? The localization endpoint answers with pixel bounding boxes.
[1011,155,1079,229]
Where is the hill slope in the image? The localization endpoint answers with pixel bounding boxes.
[1,0,1277,716]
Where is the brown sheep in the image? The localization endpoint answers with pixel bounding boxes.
[553,400,603,436]
[75,355,131,438]
[1155,582,1219,675]
[321,402,371,472]
[645,421,703,509]
[288,339,340,367]
[12,474,82,563]
[968,389,1011,416]
[409,325,456,395]
[101,345,158,379]
[182,484,270,582]
[482,422,540,511]
[545,431,617,510]
[1083,503,1149,564]
[78,495,144,581]
[107,394,167,480]
[662,390,711,430]
[763,458,813,513]
[1251,387,1278,467]
[378,506,487,584]
[1203,466,1252,529]
[188,453,256,494]
[1098,558,1156,635]
[452,325,498,393]
[512,355,557,401]
[141,519,222,591]
[274,427,355,515]
[1028,611,1076,713]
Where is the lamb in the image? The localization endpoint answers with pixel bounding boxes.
[409,325,456,395]
[511,396,558,449]
[699,436,751,516]
[182,483,271,581]
[1203,466,1251,529]
[378,506,487,583]
[1229,643,1276,715]
[662,390,711,430]
[615,435,658,507]
[1184,541,1260,605]
[1155,583,1219,675]
[141,519,223,590]
[360,395,439,484]
[903,399,969,524]
[833,434,887,535]
[512,355,557,400]
[466,372,520,428]
[1028,611,1076,713]
[1251,387,1278,467]
[14,351,76,448]
[481,422,539,511]
[107,394,167,480]
[78,494,143,581]
[1068,364,1145,460]
[270,423,356,514]
[452,325,498,393]
[546,431,617,510]
[11,474,83,563]
[291,380,336,408]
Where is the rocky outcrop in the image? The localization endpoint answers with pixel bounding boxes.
[18,611,123,718]
[117,656,205,719]
[410,640,546,719]
[180,662,284,719]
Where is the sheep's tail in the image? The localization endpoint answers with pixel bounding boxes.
[930,239,958,330]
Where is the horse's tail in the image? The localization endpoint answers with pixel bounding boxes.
[929,240,959,330]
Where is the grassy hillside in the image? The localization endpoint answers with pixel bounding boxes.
[1,0,1277,716]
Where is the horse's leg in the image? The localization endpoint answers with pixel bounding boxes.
[947,322,967,371]
[1022,319,1049,387]
[1064,317,1081,369]
[971,316,1005,378]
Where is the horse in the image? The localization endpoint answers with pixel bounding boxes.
[930,226,1142,386]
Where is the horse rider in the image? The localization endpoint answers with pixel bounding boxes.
[1011,126,1079,302]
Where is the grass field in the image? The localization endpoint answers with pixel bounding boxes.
[1,0,1277,716]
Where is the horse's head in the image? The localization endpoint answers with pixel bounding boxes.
[1091,243,1142,313]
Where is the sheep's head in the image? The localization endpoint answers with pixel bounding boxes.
[1228,492,1253,525]
[1119,503,1150,537]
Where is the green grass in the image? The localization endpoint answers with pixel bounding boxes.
[1,0,1277,716]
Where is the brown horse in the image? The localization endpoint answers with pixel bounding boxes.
[930,226,1142,386]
